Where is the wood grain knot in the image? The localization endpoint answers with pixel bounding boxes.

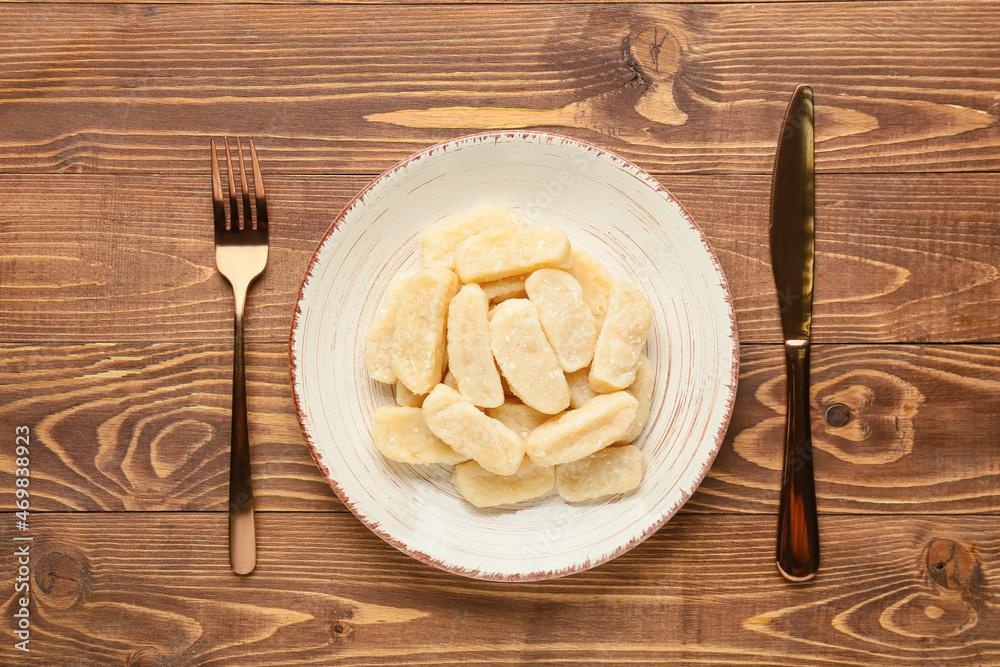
[732,368,926,471]
[811,537,993,646]
[35,549,89,607]
[872,538,991,641]
[925,538,984,595]
[329,620,354,638]
[824,404,851,427]
[813,369,925,464]
[623,23,687,127]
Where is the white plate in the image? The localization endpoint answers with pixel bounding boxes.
[290,131,739,581]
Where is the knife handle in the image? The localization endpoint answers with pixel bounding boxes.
[776,339,820,581]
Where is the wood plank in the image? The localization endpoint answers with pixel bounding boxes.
[0,174,331,344]
[700,344,1000,514]
[2,342,998,514]
[683,172,1000,344]
[0,0,882,4]
[0,512,997,665]
[0,2,998,174]
[0,343,338,513]
[2,173,998,344]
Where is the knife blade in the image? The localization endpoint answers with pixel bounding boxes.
[770,84,820,581]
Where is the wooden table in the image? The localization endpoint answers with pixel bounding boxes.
[1,1,998,664]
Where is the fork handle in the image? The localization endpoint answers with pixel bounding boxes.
[229,293,256,575]
[776,340,819,581]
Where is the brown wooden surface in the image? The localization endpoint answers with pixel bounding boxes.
[0,0,884,4]
[1,513,998,666]
[2,342,999,516]
[0,3,998,175]
[2,173,998,344]
[1,0,999,664]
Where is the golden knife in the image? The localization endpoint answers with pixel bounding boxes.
[770,85,820,581]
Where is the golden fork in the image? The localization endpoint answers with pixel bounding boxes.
[211,137,269,575]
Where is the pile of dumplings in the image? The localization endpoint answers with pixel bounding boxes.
[365,205,655,508]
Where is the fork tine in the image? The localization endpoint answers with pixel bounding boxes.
[224,137,239,230]
[249,138,268,232]
[210,140,226,235]
[236,138,253,230]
